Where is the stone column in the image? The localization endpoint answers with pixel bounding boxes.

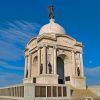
[43,45,47,74]
[54,46,57,75]
[24,56,28,78]
[28,55,31,78]
[71,51,75,76]
[38,48,41,75]
[30,55,32,77]
[80,53,84,76]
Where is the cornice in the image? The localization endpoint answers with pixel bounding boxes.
[37,33,57,42]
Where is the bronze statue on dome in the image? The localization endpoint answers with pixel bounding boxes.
[48,5,55,19]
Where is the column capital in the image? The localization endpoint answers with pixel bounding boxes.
[53,45,57,49]
[71,50,74,53]
[43,44,47,47]
[29,53,33,56]
[74,50,82,54]
[37,46,41,50]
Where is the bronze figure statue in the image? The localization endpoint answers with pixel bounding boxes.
[48,5,55,19]
[48,62,52,74]
[26,69,28,78]
[77,67,80,76]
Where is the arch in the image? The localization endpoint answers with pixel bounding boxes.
[31,56,38,77]
[57,55,65,84]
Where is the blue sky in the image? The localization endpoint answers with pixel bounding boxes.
[0,0,100,87]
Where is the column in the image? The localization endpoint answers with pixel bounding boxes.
[54,46,57,75]
[24,56,28,78]
[30,55,32,77]
[80,53,84,76]
[38,48,41,75]
[71,51,75,76]
[43,45,47,74]
[28,55,31,78]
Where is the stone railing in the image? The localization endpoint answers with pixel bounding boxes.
[0,84,24,100]
[0,83,71,100]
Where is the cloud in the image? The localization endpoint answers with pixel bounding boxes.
[0,20,41,61]
[0,72,23,87]
[85,67,100,76]
[85,66,100,86]
[0,20,41,87]
[0,60,24,71]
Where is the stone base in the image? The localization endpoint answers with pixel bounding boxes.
[71,76,86,89]
[36,74,58,84]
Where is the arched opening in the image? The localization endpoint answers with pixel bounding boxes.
[33,56,38,64]
[31,56,38,77]
[57,57,65,84]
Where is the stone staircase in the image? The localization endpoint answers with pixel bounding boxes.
[71,89,97,97]
[68,87,100,100]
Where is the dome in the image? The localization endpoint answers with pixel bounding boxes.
[39,19,66,35]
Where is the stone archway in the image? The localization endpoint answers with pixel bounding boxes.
[31,56,38,77]
[57,56,65,84]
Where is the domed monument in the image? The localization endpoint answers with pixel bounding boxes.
[0,4,99,100]
[24,5,86,89]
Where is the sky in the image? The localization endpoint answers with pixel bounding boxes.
[0,0,100,87]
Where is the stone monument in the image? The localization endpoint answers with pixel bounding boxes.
[23,5,86,89]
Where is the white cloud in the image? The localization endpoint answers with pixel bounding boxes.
[85,66,100,76]
[0,20,41,87]
[0,60,24,71]
[85,66,100,85]
[0,20,41,61]
[0,72,23,87]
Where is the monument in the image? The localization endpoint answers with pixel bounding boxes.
[24,5,86,89]
[1,4,99,100]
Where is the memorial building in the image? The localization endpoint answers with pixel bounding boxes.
[24,5,86,89]
[1,5,99,100]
